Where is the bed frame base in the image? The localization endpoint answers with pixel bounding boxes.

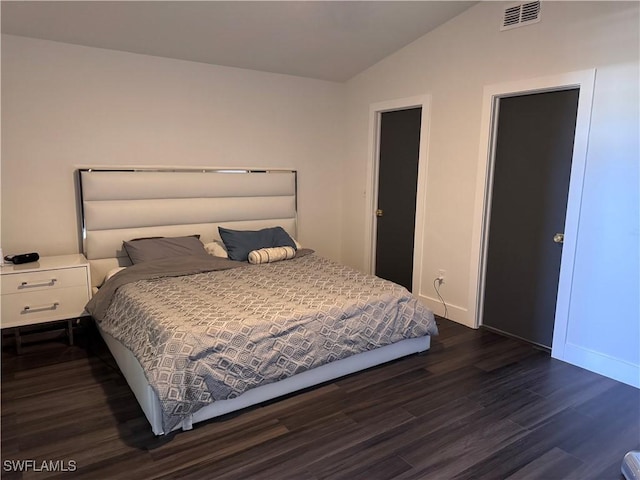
[99,326,430,435]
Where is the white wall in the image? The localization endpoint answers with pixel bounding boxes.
[343,1,639,387]
[1,35,346,261]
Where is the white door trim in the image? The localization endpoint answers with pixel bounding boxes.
[468,69,596,361]
[364,95,432,295]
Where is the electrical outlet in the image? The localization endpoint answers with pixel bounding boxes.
[437,269,446,284]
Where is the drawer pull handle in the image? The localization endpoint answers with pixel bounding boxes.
[20,279,57,288]
[23,302,59,312]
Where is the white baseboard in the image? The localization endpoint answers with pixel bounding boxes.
[418,292,639,388]
[558,343,640,388]
[419,295,474,328]
[418,293,639,388]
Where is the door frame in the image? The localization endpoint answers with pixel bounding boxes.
[364,95,432,295]
[469,69,596,361]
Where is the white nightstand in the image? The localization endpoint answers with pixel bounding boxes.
[1,254,91,352]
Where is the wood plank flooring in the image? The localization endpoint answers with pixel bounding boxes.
[2,318,638,479]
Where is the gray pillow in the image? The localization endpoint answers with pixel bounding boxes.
[123,235,208,264]
[218,226,297,261]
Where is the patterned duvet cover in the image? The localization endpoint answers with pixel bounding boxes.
[86,252,438,432]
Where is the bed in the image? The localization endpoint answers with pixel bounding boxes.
[79,168,437,435]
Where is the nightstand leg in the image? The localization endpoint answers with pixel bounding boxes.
[14,328,22,355]
[67,320,74,346]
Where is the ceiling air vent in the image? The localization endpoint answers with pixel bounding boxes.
[500,1,541,31]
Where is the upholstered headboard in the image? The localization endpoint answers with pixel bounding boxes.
[79,168,297,287]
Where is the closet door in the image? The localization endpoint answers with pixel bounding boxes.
[375,107,422,291]
[482,89,579,348]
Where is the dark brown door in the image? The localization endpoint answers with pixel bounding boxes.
[483,89,579,348]
[375,107,422,291]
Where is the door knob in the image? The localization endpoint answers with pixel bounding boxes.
[553,233,564,244]
[376,209,384,217]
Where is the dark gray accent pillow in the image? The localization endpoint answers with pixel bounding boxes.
[123,235,208,264]
[218,226,297,261]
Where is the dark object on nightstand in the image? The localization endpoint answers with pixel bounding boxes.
[4,252,40,264]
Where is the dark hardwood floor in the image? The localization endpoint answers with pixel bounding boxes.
[2,318,638,479]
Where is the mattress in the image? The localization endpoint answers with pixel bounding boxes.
[86,251,438,432]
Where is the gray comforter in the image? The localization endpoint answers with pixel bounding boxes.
[86,252,438,432]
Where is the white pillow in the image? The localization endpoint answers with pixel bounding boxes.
[204,240,228,258]
[205,237,301,259]
[248,246,296,264]
[104,266,126,283]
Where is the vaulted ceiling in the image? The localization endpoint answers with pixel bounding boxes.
[1,1,476,82]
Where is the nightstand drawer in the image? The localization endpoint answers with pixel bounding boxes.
[1,286,90,328]
[1,267,87,294]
